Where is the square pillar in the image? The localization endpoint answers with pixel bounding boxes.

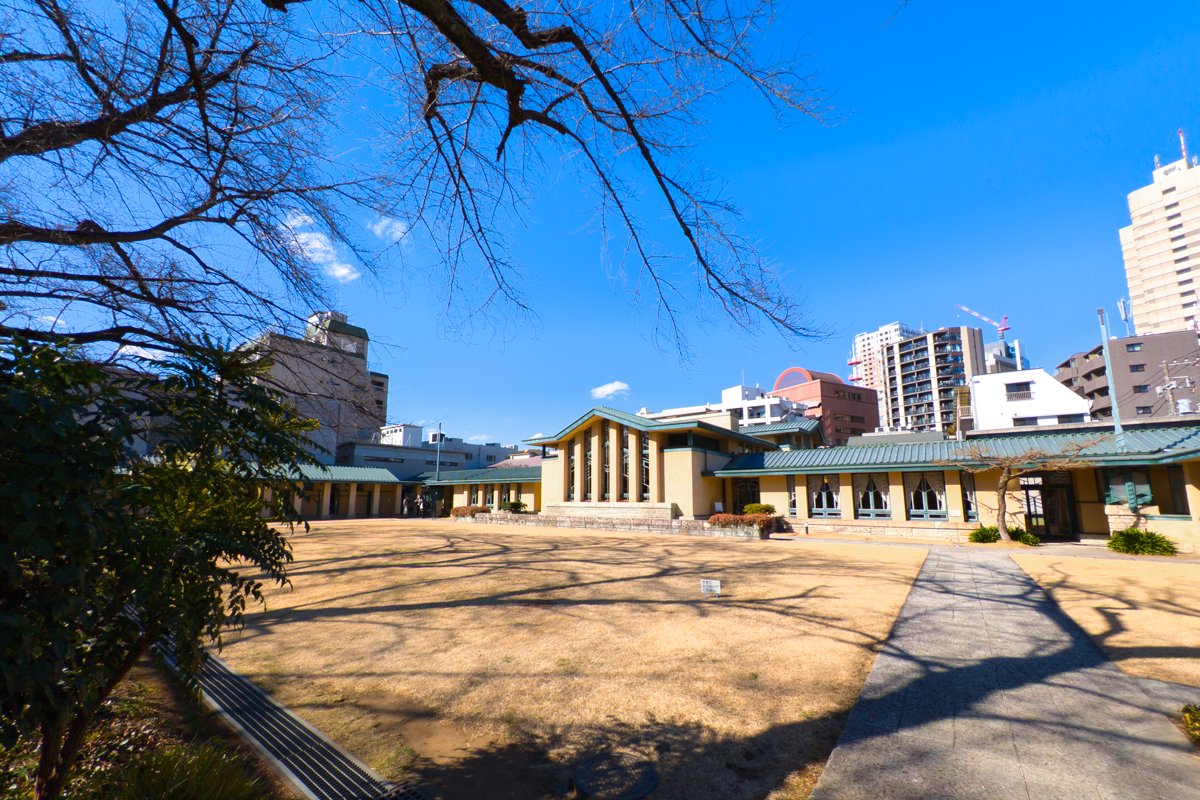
[293,486,304,515]
[573,436,586,503]
[648,433,663,503]
[888,472,907,521]
[560,445,571,502]
[837,473,854,520]
[629,430,641,504]
[319,482,332,519]
[1183,461,1200,541]
[590,424,603,502]
[346,482,358,518]
[371,483,382,516]
[944,470,964,522]
[608,422,622,502]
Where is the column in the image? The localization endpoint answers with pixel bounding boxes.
[793,476,809,520]
[573,435,586,502]
[346,482,358,518]
[590,424,603,503]
[888,472,907,522]
[1183,461,1200,541]
[608,422,622,502]
[630,430,642,504]
[648,433,663,503]
[371,483,381,516]
[293,485,303,516]
[319,482,332,519]
[561,445,571,502]
[837,474,854,520]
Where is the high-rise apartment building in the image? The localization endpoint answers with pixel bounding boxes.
[850,321,921,419]
[881,326,987,432]
[1122,136,1200,335]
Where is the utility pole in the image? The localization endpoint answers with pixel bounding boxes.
[435,421,443,481]
[1098,309,1126,453]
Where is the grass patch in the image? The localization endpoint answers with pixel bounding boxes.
[107,743,263,800]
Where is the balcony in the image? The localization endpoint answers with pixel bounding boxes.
[1006,390,1033,401]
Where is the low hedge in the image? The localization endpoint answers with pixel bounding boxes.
[1108,527,1176,556]
[450,505,491,518]
[499,500,527,513]
[1181,704,1200,746]
[742,503,776,516]
[709,513,775,532]
[1018,532,1041,547]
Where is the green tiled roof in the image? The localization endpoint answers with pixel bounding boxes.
[714,426,1200,476]
[739,418,822,435]
[524,407,780,450]
[269,464,406,483]
[419,466,542,485]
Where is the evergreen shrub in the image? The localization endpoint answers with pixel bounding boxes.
[1108,527,1177,556]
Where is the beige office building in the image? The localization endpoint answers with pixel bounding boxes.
[850,321,921,420]
[1122,145,1200,335]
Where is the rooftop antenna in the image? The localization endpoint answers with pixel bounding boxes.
[1182,128,1191,169]
[1155,154,1162,169]
[1117,298,1132,337]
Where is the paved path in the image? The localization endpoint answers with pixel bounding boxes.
[810,547,1200,800]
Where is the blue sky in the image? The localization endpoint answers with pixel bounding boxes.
[326,0,1200,446]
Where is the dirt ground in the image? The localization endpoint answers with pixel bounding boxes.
[218,519,927,800]
[1013,554,1200,687]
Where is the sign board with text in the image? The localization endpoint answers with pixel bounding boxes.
[700,579,721,599]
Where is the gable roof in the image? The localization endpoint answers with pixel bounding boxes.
[269,464,407,483]
[739,418,824,436]
[418,466,542,485]
[714,426,1200,476]
[524,406,780,450]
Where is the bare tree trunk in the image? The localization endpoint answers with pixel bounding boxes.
[996,467,1013,541]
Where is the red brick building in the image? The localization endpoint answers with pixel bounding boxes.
[768,367,880,446]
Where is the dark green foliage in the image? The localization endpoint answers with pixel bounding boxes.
[968,526,1000,543]
[1019,533,1041,547]
[106,744,262,800]
[742,503,776,515]
[1107,527,1177,556]
[500,500,527,513]
[1007,526,1026,538]
[0,339,317,799]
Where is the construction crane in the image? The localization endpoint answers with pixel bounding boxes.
[956,305,1011,341]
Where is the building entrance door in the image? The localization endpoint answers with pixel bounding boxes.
[732,478,760,516]
[1019,474,1077,541]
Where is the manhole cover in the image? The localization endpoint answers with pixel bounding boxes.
[574,753,658,800]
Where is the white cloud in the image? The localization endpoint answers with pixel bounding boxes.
[369,216,409,243]
[532,432,544,438]
[117,345,168,361]
[283,215,360,283]
[590,381,630,400]
[36,315,60,326]
[468,434,489,442]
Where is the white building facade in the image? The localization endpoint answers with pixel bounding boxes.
[966,369,1091,431]
[638,385,806,427]
[850,321,922,420]
[1122,145,1200,335]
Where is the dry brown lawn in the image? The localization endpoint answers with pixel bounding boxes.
[219,520,926,800]
[1014,554,1200,687]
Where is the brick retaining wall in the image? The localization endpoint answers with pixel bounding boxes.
[454,512,768,539]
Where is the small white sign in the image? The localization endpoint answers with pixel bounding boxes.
[701,579,721,599]
[949,510,961,517]
[713,502,724,513]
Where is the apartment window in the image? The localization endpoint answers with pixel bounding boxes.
[1163,186,1177,194]
[1170,224,1184,231]
[1005,381,1033,401]
[1178,257,1191,264]
[1172,234,1186,242]
[1185,302,1198,309]
[1166,201,1180,209]
[1133,385,1149,393]
[1137,406,1153,415]
[486,454,495,462]
[1181,279,1194,286]
[834,413,866,423]
[853,473,891,520]
[1057,414,1085,424]
[1130,364,1146,372]
[465,453,473,460]
[1013,417,1039,427]
[1168,212,1183,221]
[1174,245,1188,252]
[808,474,841,518]
[1126,343,1142,352]
[1184,290,1196,297]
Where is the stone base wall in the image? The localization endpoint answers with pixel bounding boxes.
[778,517,977,542]
[542,501,681,521]
[455,511,767,539]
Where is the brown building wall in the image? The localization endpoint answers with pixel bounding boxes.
[769,380,880,446]
[1055,330,1200,420]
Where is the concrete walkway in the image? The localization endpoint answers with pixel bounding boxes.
[810,547,1200,800]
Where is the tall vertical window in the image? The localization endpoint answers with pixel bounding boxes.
[621,425,630,500]
[567,438,576,501]
[808,474,840,518]
[640,432,650,501]
[484,484,494,506]
[853,473,891,519]
[960,471,978,522]
[584,431,593,501]
[515,484,522,503]
[470,485,479,506]
[905,472,946,520]
[786,475,797,517]
[601,420,611,501]
[501,483,511,504]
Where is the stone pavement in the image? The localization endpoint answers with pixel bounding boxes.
[809,547,1200,800]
